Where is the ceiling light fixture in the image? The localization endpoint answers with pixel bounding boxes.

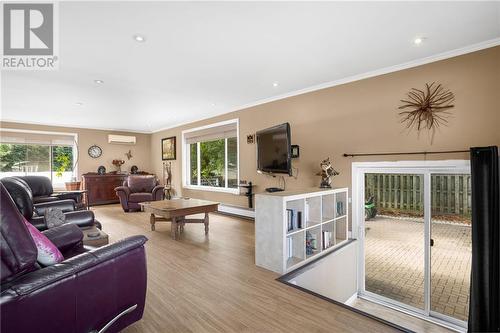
[94,79,104,84]
[75,102,84,106]
[133,35,146,42]
[272,82,279,87]
[414,37,424,45]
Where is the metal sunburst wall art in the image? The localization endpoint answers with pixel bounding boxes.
[398,82,455,141]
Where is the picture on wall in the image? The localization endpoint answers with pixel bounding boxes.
[161,136,176,160]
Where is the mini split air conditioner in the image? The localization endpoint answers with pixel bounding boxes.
[108,134,136,145]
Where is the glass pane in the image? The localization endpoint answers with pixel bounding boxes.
[227,137,238,188]
[52,146,74,185]
[189,143,198,185]
[0,144,28,177]
[200,139,225,187]
[364,173,425,309]
[430,174,471,321]
[25,145,50,179]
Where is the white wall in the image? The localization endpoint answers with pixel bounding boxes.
[288,241,357,303]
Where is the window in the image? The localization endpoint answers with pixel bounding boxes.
[0,130,77,188]
[183,120,239,193]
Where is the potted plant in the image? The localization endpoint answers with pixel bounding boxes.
[54,144,81,191]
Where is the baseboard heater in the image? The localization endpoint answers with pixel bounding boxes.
[218,204,255,220]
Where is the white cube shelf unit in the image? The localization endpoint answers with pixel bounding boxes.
[255,187,349,274]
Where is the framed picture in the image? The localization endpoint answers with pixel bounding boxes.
[162,136,176,160]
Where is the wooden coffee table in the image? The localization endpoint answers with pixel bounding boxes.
[139,199,219,240]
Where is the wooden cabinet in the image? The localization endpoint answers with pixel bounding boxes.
[81,174,127,206]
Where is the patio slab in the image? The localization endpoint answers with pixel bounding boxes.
[364,216,471,322]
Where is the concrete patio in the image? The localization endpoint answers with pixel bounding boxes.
[364,216,471,322]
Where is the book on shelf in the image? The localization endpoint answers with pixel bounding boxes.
[336,201,344,216]
[286,209,293,231]
[322,231,333,249]
[304,202,309,225]
[286,209,303,232]
[297,211,302,229]
[287,236,293,259]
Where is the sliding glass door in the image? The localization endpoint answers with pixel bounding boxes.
[430,174,471,323]
[364,172,426,311]
[355,162,471,329]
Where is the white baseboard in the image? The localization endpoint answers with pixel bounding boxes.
[218,204,255,219]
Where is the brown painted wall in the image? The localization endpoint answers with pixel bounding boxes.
[151,46,500,207]
[0,122,152,180]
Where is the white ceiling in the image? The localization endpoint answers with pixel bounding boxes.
[1,1,499,133]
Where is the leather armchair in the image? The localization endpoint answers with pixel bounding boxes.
[0,177,101,231]
[0,183,148,333]
[115,175,164,212]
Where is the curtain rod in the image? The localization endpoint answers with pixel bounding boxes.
[343,150,469,158]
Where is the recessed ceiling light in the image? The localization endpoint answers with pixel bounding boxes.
[414,37,424,45]
[272,82,279,87]
[211,103,217,107]
[75,102,83,106]
[133,35,146,42]
[94,79,104,84]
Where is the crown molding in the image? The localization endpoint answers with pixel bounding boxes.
[0,119,151,135]
[152,37,500,134]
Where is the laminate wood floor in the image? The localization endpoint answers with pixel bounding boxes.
[93,205,400,333]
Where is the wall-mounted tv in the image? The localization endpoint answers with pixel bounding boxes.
[256,123,292,175]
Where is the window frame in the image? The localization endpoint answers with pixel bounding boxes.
[181,119,239,194]
[0,128,78,189]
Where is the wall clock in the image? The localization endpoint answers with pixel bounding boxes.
[88,145,103,158]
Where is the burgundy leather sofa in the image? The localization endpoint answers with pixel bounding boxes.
[0,177,101,231]
[0,183,148,333]
[115,175,164,212]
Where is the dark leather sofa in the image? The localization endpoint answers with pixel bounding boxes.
[14,175,84,205]
[115,175,164,212]
[0,183,148,333]
[14,175,60,203]
[0,177,101,231]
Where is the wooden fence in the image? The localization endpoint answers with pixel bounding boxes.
[365,173,471,216]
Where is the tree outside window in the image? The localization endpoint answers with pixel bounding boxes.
[188,137,238,189]
[0,143,74,187]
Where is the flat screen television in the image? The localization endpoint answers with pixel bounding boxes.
[256,123,292,175]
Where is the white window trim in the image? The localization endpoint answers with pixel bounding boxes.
[181,119,239,195]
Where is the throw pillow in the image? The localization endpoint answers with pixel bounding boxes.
[23,218,64,266]
[44,207,66,229]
